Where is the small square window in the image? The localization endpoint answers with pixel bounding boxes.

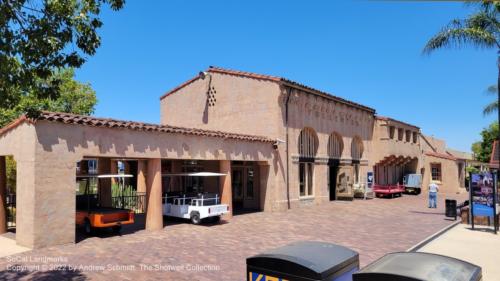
[431,163,442,181]
[389,126,395,139]
[398,128,404,141]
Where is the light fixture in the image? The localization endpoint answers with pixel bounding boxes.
[199,71,209,79]
[273,138,286,149]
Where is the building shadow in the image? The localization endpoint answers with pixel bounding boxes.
[465,226,498,234]
[232,208,261,216]
[75,214,147,243]
[163,216,229,227]
[409,210,445,216]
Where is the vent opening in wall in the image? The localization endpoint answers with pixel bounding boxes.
[207,86,217,107]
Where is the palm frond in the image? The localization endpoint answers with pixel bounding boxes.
[423,21,498,54]
[467,10,500,35]
[464,1,498,11]
[486,85,497,95]
[424,3,500,54]
[483,100,499,116]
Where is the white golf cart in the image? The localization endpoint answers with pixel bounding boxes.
[162,172,230,224]
[403,174,422,195]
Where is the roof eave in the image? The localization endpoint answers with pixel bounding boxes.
[375,116,420,130]
[280,80,376,114]
[35,111,275,144]
[160,76,201,100]
[0,115,32,138]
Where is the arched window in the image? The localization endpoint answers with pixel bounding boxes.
[351,136,364,160]
[298,127,317,198]
[327,132,343,159]
[298,127,318,158]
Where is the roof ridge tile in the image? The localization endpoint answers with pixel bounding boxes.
[160,66,375,113]
[17,111,274,143]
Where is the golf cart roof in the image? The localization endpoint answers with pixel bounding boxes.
[98,174,133,178]
[76,174,134,179]
[162,172,227,177]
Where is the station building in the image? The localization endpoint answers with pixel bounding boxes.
[161,67,376,210]
[0,66,468,249]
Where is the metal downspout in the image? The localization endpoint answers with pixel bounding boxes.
[285,87,292,209]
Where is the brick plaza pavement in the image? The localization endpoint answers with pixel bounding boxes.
[0,192,466,281]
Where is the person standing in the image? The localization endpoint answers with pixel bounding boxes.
[428,181,439,208]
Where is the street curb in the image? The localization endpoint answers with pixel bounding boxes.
[407,220,461,252]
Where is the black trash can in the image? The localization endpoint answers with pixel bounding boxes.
[247,241,359,281]
[352,252,482,281]
[446,199,458,220]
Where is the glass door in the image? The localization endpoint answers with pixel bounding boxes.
[232,168,244,209]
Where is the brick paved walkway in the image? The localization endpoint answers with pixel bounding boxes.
[0,193,466,281]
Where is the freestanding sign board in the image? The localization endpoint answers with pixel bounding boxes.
[367,172,373,189]
[364,172,374,199]
[470,172,498,234]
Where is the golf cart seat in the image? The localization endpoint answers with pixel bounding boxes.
[196,192,220,206]
[76,194,99,210]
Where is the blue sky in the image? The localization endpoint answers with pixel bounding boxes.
[75,0,497,152]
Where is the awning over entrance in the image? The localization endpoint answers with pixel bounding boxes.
[376,155,415,166]
[374,155,418,186]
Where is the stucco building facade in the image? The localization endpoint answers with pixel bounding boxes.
[420,135,467,194]
[160,67,467,205]
[0,66,468,249]
[161,67,375,210]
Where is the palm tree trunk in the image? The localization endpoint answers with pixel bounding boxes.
[497,54,500,165]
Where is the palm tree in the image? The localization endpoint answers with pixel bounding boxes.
[484,85,498,116]
[423,1,500,157]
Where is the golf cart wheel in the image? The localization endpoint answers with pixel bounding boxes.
[190,212,201,225]
[112,225,122,233]
[212,216,221,223]
[84,219,92,235]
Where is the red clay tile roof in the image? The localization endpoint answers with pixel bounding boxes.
[0,111,275,143]
[425,151,457,161]
[207,66,282,83]
[376,115,420,130]
[0,115,32,137]
[160,66,376,113]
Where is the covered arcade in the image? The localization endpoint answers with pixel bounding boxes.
[0,112,275,249]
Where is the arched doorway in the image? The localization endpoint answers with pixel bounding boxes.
[327,132,343,201]
[351,136,364,185]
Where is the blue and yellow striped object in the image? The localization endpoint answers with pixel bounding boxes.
[248,272,288,281]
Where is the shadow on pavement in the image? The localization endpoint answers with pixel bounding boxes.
[465,226,498,234]
[409,210,445,216]
[164,216,229,227]
[75,214,147,243]
[75,214,229,242]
